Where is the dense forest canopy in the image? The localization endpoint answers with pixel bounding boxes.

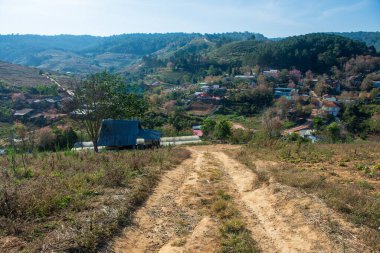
[332,32,380,51]
[143,33,378,75]
[242,33,377,72]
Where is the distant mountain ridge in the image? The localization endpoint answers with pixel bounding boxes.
[0,33,267,74]
[271,32,380,52]
[0,32,378,75]
[332,32,380,52]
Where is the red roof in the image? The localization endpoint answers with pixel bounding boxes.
[193,130,203,137]
[322,101,339,108]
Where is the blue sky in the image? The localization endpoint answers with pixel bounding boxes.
[0,0,379,37]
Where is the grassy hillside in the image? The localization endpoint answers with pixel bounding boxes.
[0,147,190,252]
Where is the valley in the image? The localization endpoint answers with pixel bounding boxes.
[0,31,380,253]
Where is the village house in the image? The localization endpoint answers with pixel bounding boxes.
[194,84,226,102]
[192,125,203,137]
[322,94,337,102]
[14,108,34,121]
[200,85,210,92]
[321,101,340,117]
[298,129,319,143]
[263,69,279,77]
[150,81,161,86]
[274,88,297,99]
[234,75,255,80]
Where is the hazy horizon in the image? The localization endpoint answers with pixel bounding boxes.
[0,30,380,39]
[0,0,379,37]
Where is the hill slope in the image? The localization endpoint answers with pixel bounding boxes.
[145,33,377,75]
[0,32,378,75]
[333,32,380,52]
[0,33,266,74]
[0,60,56,87]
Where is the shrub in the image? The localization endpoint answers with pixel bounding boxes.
[229,129,253,144]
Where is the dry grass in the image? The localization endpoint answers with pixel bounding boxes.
[0,147,190,252]
[236,141,380,252]
[212,190,260,253]
[196,153,260,253]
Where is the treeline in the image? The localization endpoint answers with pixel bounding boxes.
[1,32,379,75]
[241,33,377,72]
[333,31,380,52]
[0,35,102,63]
[86,32,266,55]
[141,33,378,78]
[0,32,266,63]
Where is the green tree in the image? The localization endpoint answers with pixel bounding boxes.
[54,127,78,150]
[214,120,232,142]
[229,86,273,115]
[326,122,341,143]
[312,116,324,131]
[202,118,216,137]
[207,65,217,76]
[342,103,370,135]
[73,71,147,152]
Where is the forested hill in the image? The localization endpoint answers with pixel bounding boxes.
[0,32,378,75]
[332,32,380,52]
[85,32,267,55]
[240,33,377,72]
[272,32,380,52]
[0,32,266,73]
[160,33,377,75]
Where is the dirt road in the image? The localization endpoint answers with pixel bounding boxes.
[112,145,370,253]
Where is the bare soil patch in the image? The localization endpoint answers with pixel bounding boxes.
[113,145,374,252]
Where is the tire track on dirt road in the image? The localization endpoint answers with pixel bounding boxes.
[112,145,370,253]
[113,148,219,253]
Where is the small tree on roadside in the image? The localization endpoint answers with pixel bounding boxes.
[73,71,147,152]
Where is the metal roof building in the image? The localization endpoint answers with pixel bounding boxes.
[97,120,161,148]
